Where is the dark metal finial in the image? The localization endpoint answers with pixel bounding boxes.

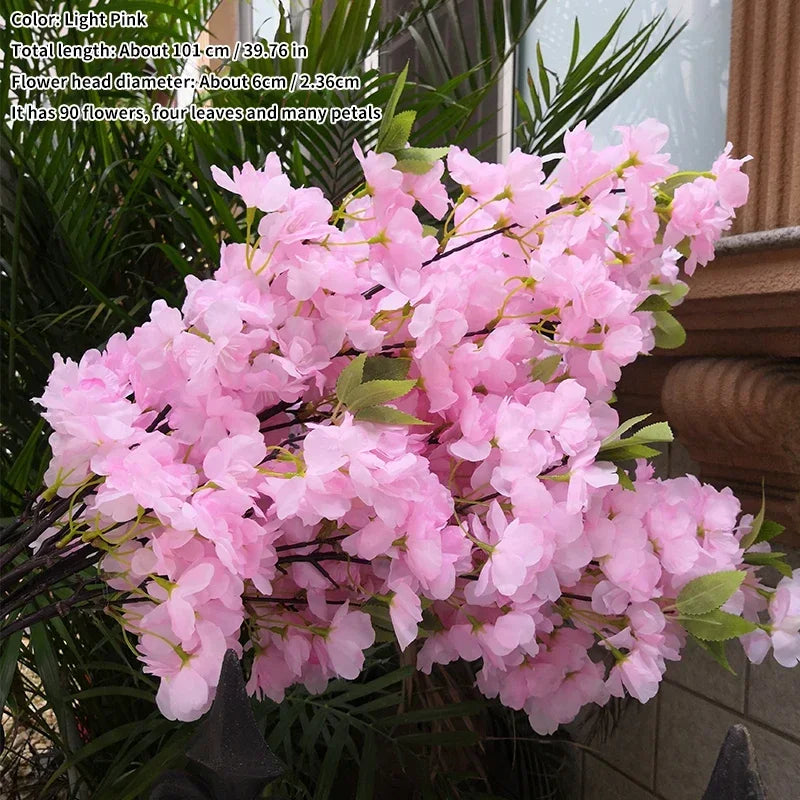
[150,650,284,800]
[701,724,766,800]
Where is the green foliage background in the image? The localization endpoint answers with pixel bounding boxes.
[0,1,678,796]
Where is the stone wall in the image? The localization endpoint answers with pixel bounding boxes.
[577,639,800,799]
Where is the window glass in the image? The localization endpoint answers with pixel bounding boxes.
[251,0,283,40]
[518,0,732,170]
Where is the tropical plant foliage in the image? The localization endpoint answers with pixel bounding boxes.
[515,4,684,160]
[1,0,680,796]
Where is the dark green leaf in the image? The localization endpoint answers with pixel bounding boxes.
[694,639,736,675]
[755,520,785,545]
[336,354,366,406]
[742,551,792,578]
[635,294,672,312]
[741,484,766,549]
[653,310,687,349]
[363,356,411,382]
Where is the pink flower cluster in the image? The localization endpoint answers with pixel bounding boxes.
[37,120,797,731]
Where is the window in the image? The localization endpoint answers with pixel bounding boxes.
[518,0,732,170]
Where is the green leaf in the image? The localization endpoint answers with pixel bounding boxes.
[676,571,745,616]
[43,721,147,792]
[599,418,671,463]
[0,630,22,710]
[336,354,366,406]
[394,145,449,174]
[355,731,377,800]
[355,406,430,425]
[380,110,417,153]
[742,551,792,578]
[536,42,551,105]
[346,379,417,413]
[568,18,581,73]
[694,639,736,675]
[3,419,45,502]
[741,484,766,549]
[377,62,409,147]
[363,356,411,382]
[314,716,350,800]
[379,700,486,728]
[396,730,480,747]
[680,609,757,641]
[616,467,635,491]
[662,281,690,306]
[598,443,662,462]
[529,354,562,383]
[397,146,450,162]
[634,421,674,443]
[755,520,785,544]
[635,294,672,312]
[394,158,438,174]
[653,310,687,349]
[601,414,651,446]
[331,665,413,705]
[658,171,713,197]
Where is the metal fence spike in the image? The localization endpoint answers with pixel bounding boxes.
[701,724,766,800]
[150,650,284,800]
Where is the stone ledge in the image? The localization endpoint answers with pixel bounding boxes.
[661,357,800,536]
[715,226,800,256]
[675,245,800,358]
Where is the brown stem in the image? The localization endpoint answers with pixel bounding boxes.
[1,547,102,619]
[0,496,74,569]
[454,492,500,513]
[257,400,295,423]
[561,593,593,603]
[243,595,355,607]
[274,534,349,552]
[0,587,108,640]
[261,431,308,462]
[145,404,172,433]
[363,225,518,300]
[277,553,369,566]
[260,414,327,434]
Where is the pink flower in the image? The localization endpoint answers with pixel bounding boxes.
[401,158,449,218]
[504,149,556,226]
[36,126,758,732]
[768,570,800,667]
[211,156,290,212]
[137,612,228,721]
[258,186,333,249]
[471,502,545,599]
[324,603,376,679]
[389,582,423,651]
[162,562,215,641]
[615,119,675,182]
[603,629,664,703]
[354,141,403,196]
[565,451,618,514]
[711,143,751,211]
[203,432,266,491]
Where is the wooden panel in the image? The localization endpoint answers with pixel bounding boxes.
[727,0,800,232]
